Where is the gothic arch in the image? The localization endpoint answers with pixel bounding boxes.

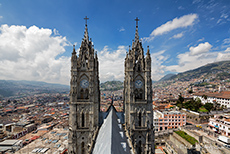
[137,140,142,154]
[80,110,86,128]
[81,142,85,154]
[80,89,84,99]
[138,112,142,126]
[82,112,85,127]
[134,75,145,100]
[139,89,143,100]
[78,74,89,99]
[142,110,146,127]
[84,89,89,99]
[134,74,144,82]
[135,135,145,154]
[79,73,89,81]
[134,89,139,100]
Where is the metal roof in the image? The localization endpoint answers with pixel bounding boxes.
[93,106,132,154]
[0,140,22,146]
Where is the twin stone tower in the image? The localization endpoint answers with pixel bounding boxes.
[68,17,155,154]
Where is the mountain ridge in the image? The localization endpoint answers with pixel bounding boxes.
[159,60,230,82]
[0,80,69,98]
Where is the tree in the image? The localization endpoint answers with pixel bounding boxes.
[184,100,193,110]
[178,94,184,104]
[188,89,193,94]
[204,103,214,112]
[176,94,184,110]
[194,98,202,112]
[202,95,207,100]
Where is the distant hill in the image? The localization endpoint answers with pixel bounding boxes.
[159,73,176,82]
[0,80,69,98]
[100,81,123,91]
[163,60,230,82]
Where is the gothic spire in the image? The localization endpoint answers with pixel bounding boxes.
[84,16,89,42]
[72,45,76,54]
[147,46,150,56]
[134,17,140,43]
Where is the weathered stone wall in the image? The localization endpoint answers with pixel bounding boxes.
[181,110,209,124]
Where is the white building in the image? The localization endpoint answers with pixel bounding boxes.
[209,114,230,136]
[193,91,230,108]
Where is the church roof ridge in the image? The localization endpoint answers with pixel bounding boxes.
[92,107,132,154]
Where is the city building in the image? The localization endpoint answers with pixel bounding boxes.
[0,139,23,153]
[193,91,230,108]
[209,114,230,136]
[154,110,186,131]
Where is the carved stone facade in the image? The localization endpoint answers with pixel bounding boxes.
[124,19,155,154]
[68,20,100,154]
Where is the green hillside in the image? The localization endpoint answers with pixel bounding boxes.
[100,81,123,91]
[162,60,230,81]
[0,80,69,98]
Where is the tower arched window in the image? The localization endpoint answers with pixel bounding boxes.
[142,111,146,127]
[138,64,141,71]
[82,113,85,127]
[134,89,139,100]
[81,142,85,154]
[137,140,142,154]
[138,112,142,126]
[85,89,89,99]
[80,89,84,99]
[139,89,143,100]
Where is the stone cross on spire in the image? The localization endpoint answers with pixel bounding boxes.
[135,17,139,28]
[84,16,89,26]
[134,17,139,43]
[84,16,89,42]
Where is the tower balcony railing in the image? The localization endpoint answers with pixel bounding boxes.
[135,99,147,103]
[134,126,148,130]
[76,127,90,131]
[77,98,89,102]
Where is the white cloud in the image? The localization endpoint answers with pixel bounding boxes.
[225,47,230,52]
[144,14,198,41]
[53,28,60,35]
[151,14,198,36]
[223,38,230,44]
[151,50,169,81]
[210,17,215,21]
[166,52,217,73]
[166,41,230,74]
[0,24,71,85]
[178,6,185,10]
[119,27,125,32]
[98,46,127,82]
[0,16,2,19]
[217,19,222,24]
[221,13,228,19]
[216,53,230,61]
[192,0,202,4]
[197,37,204,42]
[217,13,229,25]
[98,46,167,82]
[221,38,230,49]
[172,32,184,39]
[189,42,212,56]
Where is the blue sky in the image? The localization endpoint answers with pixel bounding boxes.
[0,0,230,85]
